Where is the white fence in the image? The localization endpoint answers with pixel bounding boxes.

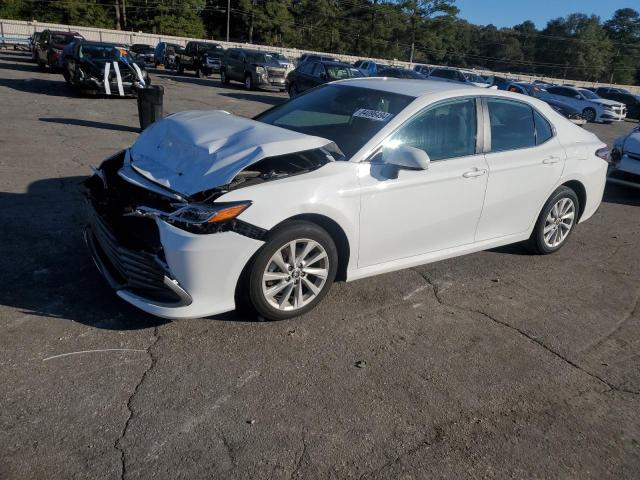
[1,18,639,94]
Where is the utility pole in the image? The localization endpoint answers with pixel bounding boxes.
[114,0,121,30]
[226,0,231,43]
[610,49,620,84]
[121,0,127,30]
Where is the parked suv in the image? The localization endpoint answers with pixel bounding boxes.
[176,41,224,77]
[35,30,83,70]
[221,49,287,90]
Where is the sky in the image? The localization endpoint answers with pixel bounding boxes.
[454,0,633,29]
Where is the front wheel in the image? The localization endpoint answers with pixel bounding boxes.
[220,69,229,84]
[244,74,254,90]
[246,221,338,321]
[177,62,184,74]
[528,186,579,254]
[582,107,596,123]
[288,84,298,98]
[197,67,207,78]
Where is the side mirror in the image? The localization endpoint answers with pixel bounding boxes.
[383,145,430,170]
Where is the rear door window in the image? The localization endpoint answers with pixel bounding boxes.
[487,98,535,152]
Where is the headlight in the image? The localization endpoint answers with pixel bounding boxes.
[169,201,250,225]
[256,66,266,74]
[128,201,252,234]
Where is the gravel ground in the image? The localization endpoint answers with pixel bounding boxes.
[1,49,639,480]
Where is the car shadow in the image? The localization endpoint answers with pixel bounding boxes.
[0,176,260,329]
[0,176,168,330]
[40,117,139,133]
[219,92,286,106]
[0,77,74,97]
[0,57,42,73]
[603,181,640,207]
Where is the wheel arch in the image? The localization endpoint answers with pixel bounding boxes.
[561,179,587,221]
[279,213,351,282]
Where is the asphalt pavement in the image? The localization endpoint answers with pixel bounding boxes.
[1,49,639,479]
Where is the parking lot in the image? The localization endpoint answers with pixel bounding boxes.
[1,48,639,479]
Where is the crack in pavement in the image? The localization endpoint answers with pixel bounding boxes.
[410,269,639,396]
[115,325,160,480]
[289,432,308,479]
[580,291,640,354]
[359,426,444,479]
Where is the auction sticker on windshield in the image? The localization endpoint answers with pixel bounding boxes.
[352,109,394,122]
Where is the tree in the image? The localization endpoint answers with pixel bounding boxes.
[605,8,640,84]
[398,0,458,62]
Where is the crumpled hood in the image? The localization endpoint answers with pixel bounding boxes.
[129,111,332,196]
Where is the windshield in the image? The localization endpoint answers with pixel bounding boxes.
[79,44,133,62]
[255,84,414,158]
[51,34,75,45]
[579,89,600,99]
[326,66,363,80]
[138,47,154,54]
[271,53,290,62]
[250,53,279,65]
[463,72,488,83]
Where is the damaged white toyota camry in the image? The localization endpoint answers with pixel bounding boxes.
[85,78,608,320]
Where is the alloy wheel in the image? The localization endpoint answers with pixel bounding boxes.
[261,239,329,311]
[543,198,575,248]
[245,75,252,90]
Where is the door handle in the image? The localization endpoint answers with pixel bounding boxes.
[462,168,487,178]
[542,156,561,164]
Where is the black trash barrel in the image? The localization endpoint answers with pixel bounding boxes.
[136,85,164,131]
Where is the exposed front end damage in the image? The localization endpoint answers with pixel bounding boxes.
[83,111,339,317]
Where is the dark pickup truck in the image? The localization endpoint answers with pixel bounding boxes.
[176,41,224,77]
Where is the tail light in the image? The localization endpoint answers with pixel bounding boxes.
[595,147,610,163]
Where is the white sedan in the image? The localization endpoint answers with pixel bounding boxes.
[540,85,626,122]
[85,79,608,320]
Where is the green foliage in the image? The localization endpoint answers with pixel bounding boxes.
[3,0,639,84]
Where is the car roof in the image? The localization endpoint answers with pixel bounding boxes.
[319,60,355,67]
[331,77,483,97]
[49,30,79,35]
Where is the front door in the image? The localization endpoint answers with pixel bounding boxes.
[358,97,489,267]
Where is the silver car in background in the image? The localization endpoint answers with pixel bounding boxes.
[610,126,640,188]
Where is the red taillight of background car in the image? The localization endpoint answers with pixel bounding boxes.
[595,147,610,162]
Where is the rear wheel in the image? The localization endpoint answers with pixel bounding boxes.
[528,186,579,254]
[246,221,338,321]
[582,107,596,122]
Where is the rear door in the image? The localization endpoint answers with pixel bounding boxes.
[476,98,565,241]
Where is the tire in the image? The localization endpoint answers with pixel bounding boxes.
[582,107,596,123]
[289,84,298,98]
[62,68,71,85]
[245,221,338,321]
[177,62,184,74]
[528,186,580,254]
[220,69,229,84]
[244,74,253,90]
[197,67,207,78]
